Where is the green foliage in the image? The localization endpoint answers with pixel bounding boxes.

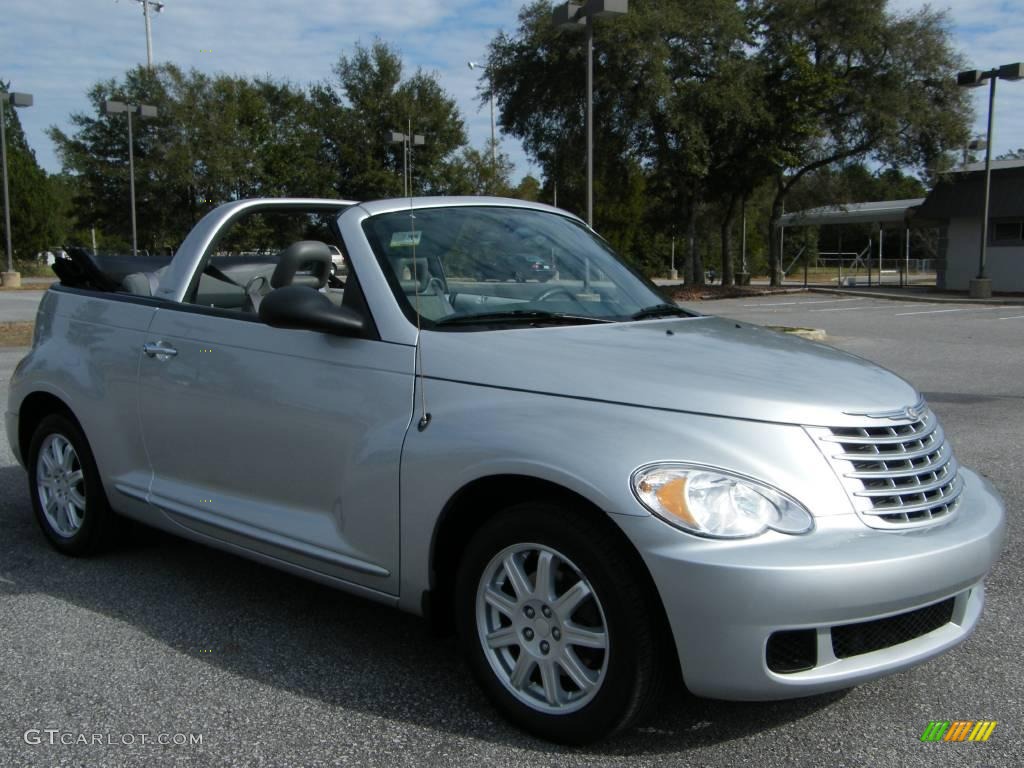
[446,140,517,195]
[1,79,60,262]
[48,46,468,252]
[486,0,971,283]
[319,40,467,198]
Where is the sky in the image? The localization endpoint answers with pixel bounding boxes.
[1,0,1022,185]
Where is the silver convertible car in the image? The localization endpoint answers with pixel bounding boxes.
[6,197,1006,743]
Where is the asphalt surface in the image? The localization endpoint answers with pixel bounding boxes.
[0,289,47,322]
[1,294,1020,767]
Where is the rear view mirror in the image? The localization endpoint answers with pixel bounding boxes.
[258,285,365,337]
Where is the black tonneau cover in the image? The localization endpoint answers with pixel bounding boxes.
[53,248,276,293]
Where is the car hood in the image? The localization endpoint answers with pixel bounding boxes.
[421,316,920,427]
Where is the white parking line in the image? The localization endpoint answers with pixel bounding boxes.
[741,301,798,307]
[894,307,1001,316]
[892,309,970,317]
[809,305,885,312]
[998,314,1024,320]
[800,297,867,305]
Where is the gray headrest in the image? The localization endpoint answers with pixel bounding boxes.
[395,257,430,292]
[121,266,168,296]
[271,241,332,290]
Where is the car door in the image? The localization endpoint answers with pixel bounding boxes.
[136,260,415,597]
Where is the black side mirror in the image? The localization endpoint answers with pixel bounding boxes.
[258,285,366,337]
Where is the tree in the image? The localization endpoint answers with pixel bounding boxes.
[1,78,60,261]
[316,40,467,199]
[487,1,767,283]
[50,65,340,252]
[446,140,516,195]
[749,0,971,284]
[513,174,542,201]
[997,148,1024,160]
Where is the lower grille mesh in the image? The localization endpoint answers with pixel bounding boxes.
[831,598,955,659]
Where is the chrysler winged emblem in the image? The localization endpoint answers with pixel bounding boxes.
[844,399,926,421]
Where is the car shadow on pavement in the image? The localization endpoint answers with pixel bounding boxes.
[0,465,846,755]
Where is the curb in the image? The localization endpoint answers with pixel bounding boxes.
[768,326,827,342]
[807,287,1024,306]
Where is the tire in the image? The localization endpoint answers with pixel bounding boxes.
[27,413,116,556]
[455,501,668,744]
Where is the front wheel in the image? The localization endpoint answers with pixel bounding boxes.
[455,502,668,743]
[27,413,116,555]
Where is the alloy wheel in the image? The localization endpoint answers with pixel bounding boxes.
[475,543,609,715]
[36,433,87,538]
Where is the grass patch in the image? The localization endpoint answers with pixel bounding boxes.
[0,321,34,347]
[669,285,798,301]
[0,282,53,291]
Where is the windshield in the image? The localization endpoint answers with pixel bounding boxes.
[362,205,677,329]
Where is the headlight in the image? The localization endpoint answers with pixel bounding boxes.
[631,463,813,539]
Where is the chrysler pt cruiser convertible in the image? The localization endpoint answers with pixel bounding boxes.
[6,197,1006,743]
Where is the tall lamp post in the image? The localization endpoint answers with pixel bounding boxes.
[126,1,166,69]
[0,90,33,288]
[467,61,497,183]
[957,62,1024,298]
[387,124,425,197]
[553,0,628,228]
[103,100,158,257]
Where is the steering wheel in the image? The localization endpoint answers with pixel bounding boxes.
[535,286,579,302]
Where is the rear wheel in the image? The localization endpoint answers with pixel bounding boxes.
[455,501,667,744]
[27,413,116,555]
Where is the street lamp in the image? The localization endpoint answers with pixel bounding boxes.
[0,90,33,287]
[553,0,628,228]
[957,62,1024,298]
[103,100,158,257]
[386,124,425,197]
[122,1,166,69]
[961,135,986,166]
[467,61,497,183]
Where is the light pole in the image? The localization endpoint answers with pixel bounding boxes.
[0,90,33,287]
[103,100,158,257]
[553,1,628,228]
[957,62,1024,298]
[386,124,425,197]
[467,61,497,182]
[961,136,986,167]
[127,1,165,69]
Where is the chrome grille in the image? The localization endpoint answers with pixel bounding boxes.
[810,406,963,529]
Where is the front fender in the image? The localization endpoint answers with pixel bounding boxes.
[397,378,853,613]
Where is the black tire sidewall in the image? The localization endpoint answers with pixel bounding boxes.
[455,502,657,744]
[27,413,111,556]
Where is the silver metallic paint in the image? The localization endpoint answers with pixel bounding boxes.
[6,196,1006,703]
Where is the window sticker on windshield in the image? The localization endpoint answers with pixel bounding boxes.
[390,231,422,248]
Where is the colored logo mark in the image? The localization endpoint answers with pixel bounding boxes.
[920,720,997,742]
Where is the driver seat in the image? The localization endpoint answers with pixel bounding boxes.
[394,257,454,320]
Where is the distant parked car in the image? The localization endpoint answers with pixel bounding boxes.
[36,249,68,267]
[328,244,347,278]
[476,253,554,282]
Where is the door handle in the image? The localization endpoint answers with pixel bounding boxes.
[143,341,178,359]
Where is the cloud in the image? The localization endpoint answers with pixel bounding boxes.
[2,0,1021,189]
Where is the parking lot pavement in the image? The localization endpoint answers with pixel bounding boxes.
[0,290,46,323]
[1,296,1021,767]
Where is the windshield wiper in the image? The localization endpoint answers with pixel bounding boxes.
[629,304,694,321]
[434,310,613,327]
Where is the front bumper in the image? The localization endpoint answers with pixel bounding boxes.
[615,467,1006,700]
